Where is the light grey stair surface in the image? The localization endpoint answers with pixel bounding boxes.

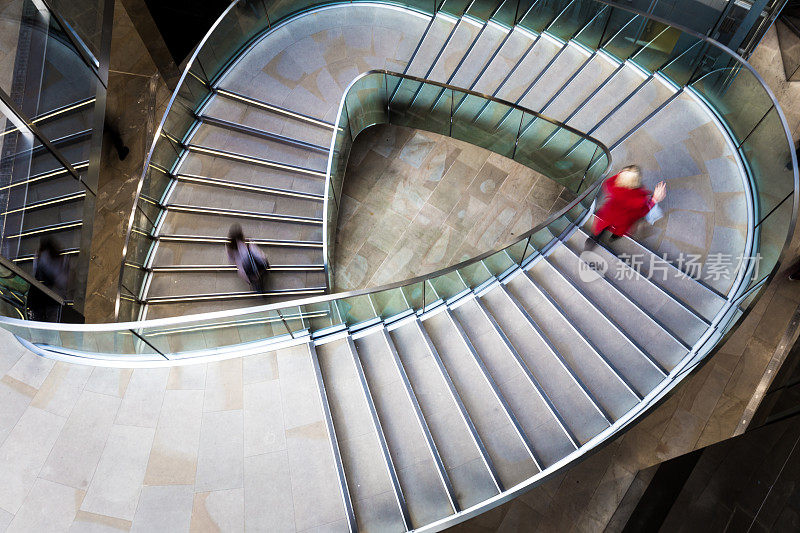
[504,271,640,420]
[316,338,408,532]
[544,244,688,371]
[526,257,667,396]
[114,4,758,531]
[480,284,611,444]
[202,91,334,148]
[405,15,459,79]
[491,35,562,103]
[470,28,539,95]
[565,228,710,343]
[389,319,499,509]
[542,51,620,121]
[518,41,589,112]
[353,330,456,528]
[422,309,541,488]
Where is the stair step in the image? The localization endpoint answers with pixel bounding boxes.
[199,95,332,147]
[505,271,640,420]
[422,309,540,487]
[527,258,666,396]
[167,180,323,219]
[492,34,561,103]
[353,330,456,528]
[389,319,498,510]
[152,239,323,267]
[188,121,328,172]
[545,244,687,371]
[480,285,610,445]
[451,297,576,465]
[471,28,538,95]
[426,17,484,84]
[566,228,710,342]
[158,210,323,243]
[316,339,408,532]
[519,41,589,112]
[406,15,459,78]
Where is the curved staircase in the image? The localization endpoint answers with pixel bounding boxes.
[0,0,796,531]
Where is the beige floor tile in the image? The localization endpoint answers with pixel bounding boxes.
[40,390,121,491]
[31,362,93,418]
[0,406,65,514]
[203,359,243,412]
[6,352,55,391]
[194,410,244,493]
[7,478,83,533]
[80,424,155,521]
[131,485,193,532]
[167,364,207,390]
[144,389,204,486]
[190,488,244,532]
[115,368,170,428]
[85,367,134,398]
[244,451,295,531]
[70,509,132,532]
[244,379,285,457]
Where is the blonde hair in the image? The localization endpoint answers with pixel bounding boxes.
[615,165,642,189]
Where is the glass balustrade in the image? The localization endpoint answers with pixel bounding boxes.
[1,0,783,365]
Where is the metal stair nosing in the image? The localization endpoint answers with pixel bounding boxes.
[184,145,326,178]
[453,30,543,116]
[556,244,693,351]
[212,88,335,130]
[535,255,670,376]
[614,233,728,302]
[148,264,325,273]
[6,219,82,240]
[163,204,323,225]
[572,227,712,327]
[538,59,625,148]
[173,173,324,201]
[308,342,358,533]
[517,268,643,400]
[405,11,470,110]
[471,295,581,450]
[197,114,329,153]
[497,282,614,425]
[539,47,598,115]
[415,317,504,493]
[156,234,324,248]
[0,161,90,191]
[1,190,85,216]
[445,307,544,471]
[493,43,597,132]
[608,87,683,150]
[388,12,441,102]
[144,286,327,304]
[425,0,508,111]
[380,328,461,515]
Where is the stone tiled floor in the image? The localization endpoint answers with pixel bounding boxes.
[333,124,571,291]
[0,336,348,531]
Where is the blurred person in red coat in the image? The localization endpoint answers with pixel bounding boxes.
[585,165,666,250]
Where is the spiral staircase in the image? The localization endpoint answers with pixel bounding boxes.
[0,0,796,531]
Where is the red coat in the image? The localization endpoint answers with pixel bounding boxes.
[593,173,654,237]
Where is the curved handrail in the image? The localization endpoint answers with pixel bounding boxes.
[1,68,611,333]
[2,0,794,349]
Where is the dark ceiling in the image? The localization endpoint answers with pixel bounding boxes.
[143,0,229,65]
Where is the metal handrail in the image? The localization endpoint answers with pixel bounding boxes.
[95,0,792,338]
